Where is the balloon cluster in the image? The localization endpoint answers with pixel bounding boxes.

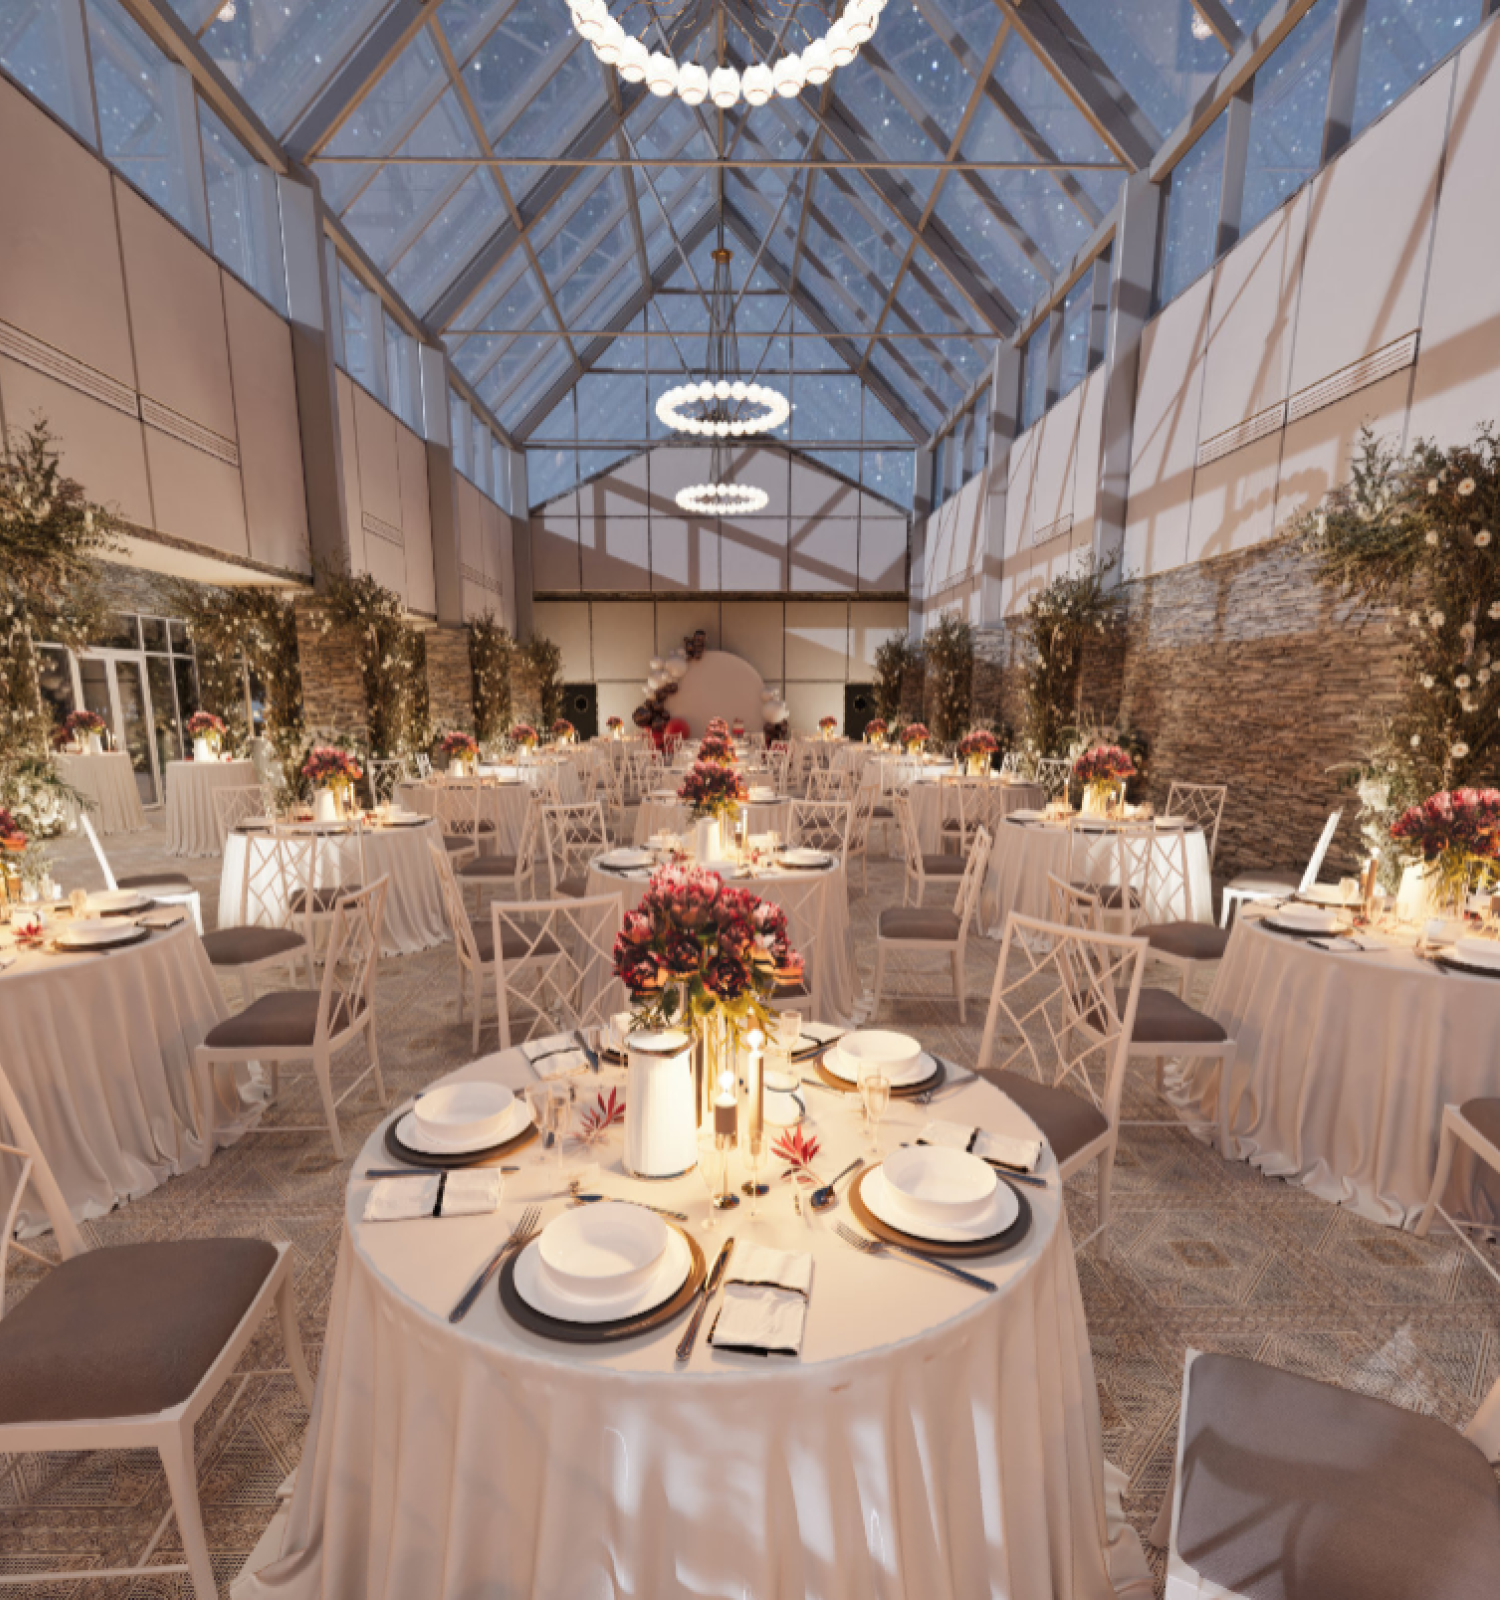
[759,683,790,743]
[633,633,697,732]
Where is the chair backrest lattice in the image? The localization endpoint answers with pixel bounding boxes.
[368,758,409,807]
[0,1062,86,1306]
[77,812,118,891]
[541,801,611,889]
[893,792,922,872]
[788,799,852,867]
[429,842,482,973]
[491,894,624,1047]
[213,784,268,844]
[806,768,852,802]
[322,878,388,1037]
[430,779,485,839]
[1036,758,1074,800]
[954,826,994,934]
[1164,781,1227,866]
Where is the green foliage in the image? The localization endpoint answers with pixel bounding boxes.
[522,634,564,727]
[1018,555,1122,762]
[873,635,918,725]
[468,612,514,746]
[316,568,431,760]
[922,613,974,744]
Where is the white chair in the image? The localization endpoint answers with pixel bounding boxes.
[429,841,502,1050]
[999,751,1020,776]
[1065,818,1155,934]
[78,811,202,932]
[787,798,852,871]
[1221,809,1341,927]
[200,829,313,1005]
[894,791,966,906]
[193,878,389,1160]
[211,781,271,847]
[415,752,432,778]
[976,912,1147,1250]
[806,767,852,802]
[843,783,878,891]
[456,796,542,913]
[0,1062,314,1600]
[491,893,623,1049]
[1150,1348,1500,1599]
[1164,780,1228,867]
[367,756,408,807]
[1137,826,1232,1000]
[429,778,493,868]
[541,800,612,897]
[872,826,992,1022]
[1035,757,1073,799]
[1416,1098,1500,1284]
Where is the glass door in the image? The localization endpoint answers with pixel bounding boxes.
[77,651,162,808]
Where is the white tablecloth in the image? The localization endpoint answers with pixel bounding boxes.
[632,795,794,845]
[0,921,260,1231]
[396,779,531,855]
[1165,916,1500,1228]
[219,821,448,959]
[476,758,584,802]
[165,758,258,857]
[983,817,1213,938]
[908,778,1046,854]
[238,1047,1148,1600]
[587,858,858,1026]
[55,751,148,836]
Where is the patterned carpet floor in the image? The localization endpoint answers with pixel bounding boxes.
[3,815,1497,1597]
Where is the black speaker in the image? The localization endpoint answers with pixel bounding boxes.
[844,684,876,740]
[563,684,599,741]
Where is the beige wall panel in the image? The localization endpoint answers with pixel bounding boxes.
[115,186,236,440]
[785,682,845,733]
[353,385,402,533]
[721,600,784,682]
[1124,274,1212,576]
[647,447,712,510]
[790,459,858,518]
[789,519,859,592]
[785,600,849,680]
[725,447,790,506]
[396,425,436,614]
[925,498,958,591]
[580,516,650,590]
[950,472,986,588]
[849,601,910,676]
[590,600,655,680]
[656,599,722,654]
[1031,386,1083,535]
[144,428,247,558]
[597,681,641,727]
[0,356,152,527]
[532,523,582,591]
[361,529,408,603]
[455,474,484,576]
[1288,66,1450,393]
[1185,431,1283,564]
[0,84,134,385]
[1407,28,1500,446]
[335,371,365,573]
[584,454,650,520]
[1069,369,1107,550]
[1272,370,1411,533]
[1198,191,1308,441]
[651,517,720,592]
[222,276,309,575]
[531,601,592,679]
[1005,423,1038,557]
[859,517,907,591]
[720,520,785,590]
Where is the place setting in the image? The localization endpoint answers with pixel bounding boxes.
[383,1078,540,1169]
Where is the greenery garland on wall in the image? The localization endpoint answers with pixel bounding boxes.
[468,611,514,746]
[873,635,919,726]
[1018,555,1122,764]
[315,568,432,760]
[922,613,974,745]
[519,634,564,728]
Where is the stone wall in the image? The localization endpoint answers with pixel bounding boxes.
[425,627,475,733]
[972,535,1406,882]
[292,597,368,739]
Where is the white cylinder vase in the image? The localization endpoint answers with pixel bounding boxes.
[693,813,727,863]
[193,737,214,762]
[313,788,339,824]
[86,733,103,755]
[624,1028,698,1179]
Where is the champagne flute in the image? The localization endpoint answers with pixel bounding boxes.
[860,1071,891,1154]
[740,1129,768,1217]
[776,1010,803,1066]
[68,888,89,921]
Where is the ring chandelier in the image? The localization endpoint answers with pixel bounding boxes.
[677,482,771,515]
[566,0,886,108]
[655,380,790,438]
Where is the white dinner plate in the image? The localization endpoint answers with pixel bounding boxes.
[513,1225,692,1322]
[600,848,654,869]
[862,1164,1019,1243]
[1007,809,1044,823]
[87,890,152,914]
[53,921,146,950]
[780,848,832,868]
[394,1097,532,1155]
[1296,883,1352,907]
[1453,936,1500,971]
[1265,906,1340,935]
[538,1202,668,1298]
[823,1044,936,1089]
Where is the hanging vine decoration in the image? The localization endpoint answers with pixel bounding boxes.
[922,613,974,746]
[1017,555,1122,765]
[315,568,432,760]
[468,611,514,748]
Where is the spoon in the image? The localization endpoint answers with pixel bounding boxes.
[810,1157,865,1212]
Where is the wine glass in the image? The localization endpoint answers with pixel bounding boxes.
[68,889,89,921]
[740,1129,768,1217]
[697,1129,737,1223]
[776,1010,803,1067]
[860,1071,891,1154]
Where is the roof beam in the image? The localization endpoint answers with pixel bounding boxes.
[1189,0,1246,54]
[309,154,1126,170]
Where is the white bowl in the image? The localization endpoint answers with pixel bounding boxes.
[1454,936,1500,970]
[88,889,152,913]
[1271,905,1339,934]
[413,1082,515,1151]
[538,1202,668,1299]
[838,1030,921,1080]
[881,1146,997,1226]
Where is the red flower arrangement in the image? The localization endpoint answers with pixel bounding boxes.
[612,863,802,1031]
[552,719,576,741]
[510,723,539,748]
[1072,744,1136,785]
[696,734,735,766]
[606,716,624,730]
[818,715,838,732]
[0,807,25,850]
[301,746,363,788]
[62,709,107,739]
[438,731,478,758]
[901,723,930,747]
[678,760,747,821]
[1390,788,1500,861]
[864,718,888,741]
[186,711,227,738]
[957,729,1000,761]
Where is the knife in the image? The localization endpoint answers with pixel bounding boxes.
[676,1237,735,1363]
[364,1165,520,1179]
[573,1029,602,1074]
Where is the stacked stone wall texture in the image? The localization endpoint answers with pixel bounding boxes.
[425,628,475,733]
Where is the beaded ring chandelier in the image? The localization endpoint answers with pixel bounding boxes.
[565,0,886,109]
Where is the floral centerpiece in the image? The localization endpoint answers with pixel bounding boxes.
[0,806,25,852]
[696,734,735,766]
[1073,744,1136,813]
[551,718,576,744]
[901,722,930,755]
[1390,787,1500,914]
[302,745,363,821]
[438,730,478,775]
[57,709,107,752]
[679,760,747,862]
[818,715,838,740]
[510,722,538,749]
[706,717,730,739]
[187,710,228,760]
[957,728,1000,775]
[864,718,888,746]
[606,715,625,739]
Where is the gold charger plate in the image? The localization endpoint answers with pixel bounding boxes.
[812,1053,945,1100]
[847,1165,1032,1259]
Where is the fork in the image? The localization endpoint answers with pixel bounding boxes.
[449,1204,541,1323]
[831,1220,996,1293]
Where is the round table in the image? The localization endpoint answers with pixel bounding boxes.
[219,820,448,959]
[1166,914,1500,1228]
[588,855,857,1026]
[237,1046,1148,1600]
[632,794,795,845]
[165,758,258,857]
[907,776,1046,854]
[0,919,260,1232]
[476,758,584,802]
[54,751,148,836]
[396,778,531,854]
[983,815,1213,938]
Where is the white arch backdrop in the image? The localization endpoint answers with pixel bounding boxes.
[665,651,768,736]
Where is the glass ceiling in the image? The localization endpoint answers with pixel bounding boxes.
[162,0,1240,442]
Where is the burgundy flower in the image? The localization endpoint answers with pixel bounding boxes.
[661,933,704,980]
[716,915,756,961]
[620,910,654,946]
[705,956,751,1002]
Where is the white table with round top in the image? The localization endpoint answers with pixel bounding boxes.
[0,915,262,1232]
[395,776,532,855]
[906,774,1047,854]
[218,818,448,959]
[236,1043,1149,1600]
[588,853,858,1026]
[1165,911,1500,1228]
[631,792,796,845]
[54,750,148,836]
[164,757,258,857]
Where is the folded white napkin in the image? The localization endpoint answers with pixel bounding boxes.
[522,1035,591,1078]
[362,1170,503,1222]
[1309,931,1388,952]
[710,1244,814,1357]
[140,908,188,930]
[919,1116,1043,1174]
[798,1021,844,1049]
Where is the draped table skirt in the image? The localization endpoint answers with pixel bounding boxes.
[395,779,531,855]
[238,1047,1148,1600]
[165,758,258,857]
[55,751,147,836]
[1165,916,1500,1228]
[907,779,1046,854]
[0,922,259,1232]
[219,821,448,959]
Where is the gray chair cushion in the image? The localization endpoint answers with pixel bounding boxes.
[878,907,961,940]
[289,885,361,913]
[116,870,194,895]
[555,873,590,899]
[458,854,520,879]
[201,926,306,967]
[871,805,894,819]
[920,854,967,877]
[443,836,477,855]
[1177,1352,1500,1600]
[1124,987,1228,1045]
[1146,922,1232,961]
[991,1072,1107,1164]
[448,819,496,834]
[1227,870,1299,895]
[0,1239,278,1425]
[203,990,351,1049]
[1460,1097,1500,1149]
[470,920,562,963]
